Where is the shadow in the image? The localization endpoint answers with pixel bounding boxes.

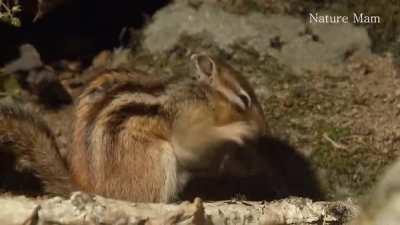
[0,0,171,108]
[0,151,43,196]
[0,0,171,65]
[182,135,324,201]
[0,134,324,201]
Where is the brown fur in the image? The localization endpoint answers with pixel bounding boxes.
[0,54,265,202]
[0,104,74,195]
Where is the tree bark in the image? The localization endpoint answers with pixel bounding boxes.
[0,192,360,225]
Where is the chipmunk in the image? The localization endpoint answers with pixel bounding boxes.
[0,53,266,202]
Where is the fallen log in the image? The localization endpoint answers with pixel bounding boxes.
[0,192,359,225]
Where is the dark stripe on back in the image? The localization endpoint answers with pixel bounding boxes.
[81,72,166,150]
[105,102,161,135]
[103,102,162,159]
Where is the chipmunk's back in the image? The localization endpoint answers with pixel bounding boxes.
[69,54,265,202]
[71,69,177,201]
[0,54,265,202]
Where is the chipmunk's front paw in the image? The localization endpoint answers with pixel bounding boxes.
[216,121,259,145]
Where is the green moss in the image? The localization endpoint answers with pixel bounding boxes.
[312,142,392,198]
[309,118,395,198]
[327,127,351,141]
[259,61,399,199]
[0,72,21,98]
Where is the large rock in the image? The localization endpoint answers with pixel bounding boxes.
[143,1,371,73]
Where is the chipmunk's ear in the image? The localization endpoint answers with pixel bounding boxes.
[191,53,218,84]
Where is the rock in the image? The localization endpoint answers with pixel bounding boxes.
[143,1,371,74]
[0,196,39,225]
[1,44,72,107]
[1,44,43,74]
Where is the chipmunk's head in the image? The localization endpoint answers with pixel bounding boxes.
[191,53,266,140]
[171,54,266,173]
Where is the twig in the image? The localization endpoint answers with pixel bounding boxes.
[323,133,347,150]
[0,0,12,15]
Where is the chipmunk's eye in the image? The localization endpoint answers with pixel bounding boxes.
[238,92,251,109]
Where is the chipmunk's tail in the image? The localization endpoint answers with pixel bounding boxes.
[0,103,74,195]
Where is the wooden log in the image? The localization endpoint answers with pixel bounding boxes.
[0,192,359,225]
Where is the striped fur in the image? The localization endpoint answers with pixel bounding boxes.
[0,54,265,202]
[71,69,173,201]
[70,55,265,202]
